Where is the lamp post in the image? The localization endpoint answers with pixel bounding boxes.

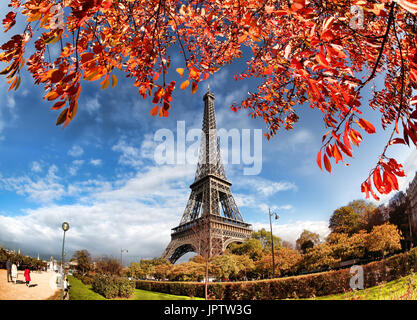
[120,248,128,266]
[61,222,69,300]
[268,209,279,279]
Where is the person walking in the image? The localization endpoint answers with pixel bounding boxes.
[24,266,31,287]
[11,263,17,284]
[63,277,70,300]
[6,259,12,282]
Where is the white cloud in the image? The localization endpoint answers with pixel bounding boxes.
[7,95,15,109]
[69,160,84,176]
[30,161,42,173]
[235,176,297,196]
[0,165,65,204]
[90,159,102,166]
[84,94,101,115]
[68,145,84,157]
[249,220,330,245]
[0,163,195,261]
[112,138,143,167]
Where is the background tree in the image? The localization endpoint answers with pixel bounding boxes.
[329,206,362,235]
[296,230,320,253]
[251,228,282,251]
[95,257,122,276]
[209,254,242,281]
[329,200,377,234]
[154,263,173,280]
[2,0,416,199]
[367,223,403,257]
[326,231,368,261]
[255,247,301,278]
[228,238,264,261]
[365,206,387,232]
[388,193,416,249]
[72,249,92,275]
[299,243,340,272]
[170,261,205,281]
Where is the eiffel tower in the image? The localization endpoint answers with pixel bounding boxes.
[162,88,252,263]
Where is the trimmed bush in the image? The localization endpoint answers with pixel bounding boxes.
[115,277,135,298]
[92,274,135,299]
[136,248,417,299]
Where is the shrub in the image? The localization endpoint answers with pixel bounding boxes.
[135,248,417,299]
[92,274,118,299]
[81,275,93,285]
[92,274,134,299]
[115,277,135,298]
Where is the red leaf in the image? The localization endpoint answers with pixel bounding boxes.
[323,154,331,172]
[389,138,405,145]
[356,118,376,134]
[333,144,343,163]
[337,141,353,157]
[317,150,322,170]
[50,100,66,110]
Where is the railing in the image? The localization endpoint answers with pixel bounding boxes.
[172,215,252,234]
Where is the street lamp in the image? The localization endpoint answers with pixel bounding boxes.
[269,209,279,279]
[61,222,69,300]
[120,248,128,266]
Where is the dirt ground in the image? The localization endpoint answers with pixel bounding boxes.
[0,269,60,300]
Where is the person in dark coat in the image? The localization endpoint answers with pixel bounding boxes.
[6,259,12,282]
[24,267,31,287]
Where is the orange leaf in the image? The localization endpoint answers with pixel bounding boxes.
[50,69,64,83]
[333,144,343,163]
[101,74,109,90]
[111,75,118,88]
[180,80,189,90]
[56,108,68,126]
[176,68,184,77]
[150,105,159,116]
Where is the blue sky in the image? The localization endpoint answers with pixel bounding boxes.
[0,4,416,265]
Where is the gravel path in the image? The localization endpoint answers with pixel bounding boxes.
[0,269,60,300]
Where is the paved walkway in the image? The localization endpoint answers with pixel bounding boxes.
[0,269,60,300]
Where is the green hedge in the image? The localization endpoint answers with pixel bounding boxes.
[135,248,417,299]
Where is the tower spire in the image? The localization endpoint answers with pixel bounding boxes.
[195,89,226,181]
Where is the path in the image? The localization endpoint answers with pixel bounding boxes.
[0,269,60,300]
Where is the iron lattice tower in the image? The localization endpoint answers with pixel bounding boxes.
[162,89,252,263]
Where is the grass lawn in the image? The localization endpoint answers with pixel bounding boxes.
[68,276,202,300]
[313,273,417,300]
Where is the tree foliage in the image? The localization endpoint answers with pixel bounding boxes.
[251,228,282,251]
[367,222,403,256]
[295,229,320,253]
[228,238,264,261]
[329,199,378,234]
[72,249,92,275]
[95,257,122,276]
[1,0,417,197]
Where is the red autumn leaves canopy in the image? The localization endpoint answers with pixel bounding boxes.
[1,0,417,200]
